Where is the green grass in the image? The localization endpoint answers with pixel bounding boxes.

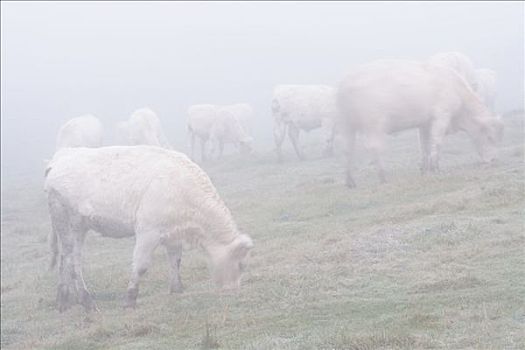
[1,113,524,349]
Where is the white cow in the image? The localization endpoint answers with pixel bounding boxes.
[337,59,503,187]
[428,51,478,91]
[475,68,497,112]
[187,104,254,161]
[56,115,103,150]
[116,108,170,148]
[225,103,254,133]
[272,85,338,161]
[45,146,253,311]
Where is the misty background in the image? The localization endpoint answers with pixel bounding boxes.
[1,1,523,179]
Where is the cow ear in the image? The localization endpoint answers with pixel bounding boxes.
[231,234,254,260]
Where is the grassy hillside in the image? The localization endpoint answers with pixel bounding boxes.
[1,112,524,349]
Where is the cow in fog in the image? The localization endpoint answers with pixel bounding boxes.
[224,103,254,134]
[428,51,479,91]
[337,59,504,187]
[45,146,254,311]
[272,85,338,161]
[56,115,103,150]
[187,104,254,162]
[475,68,497,112]
[116,107,171,148]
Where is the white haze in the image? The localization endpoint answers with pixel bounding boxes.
[1,1,523,179]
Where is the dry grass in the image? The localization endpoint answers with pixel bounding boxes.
[1,112,524,349]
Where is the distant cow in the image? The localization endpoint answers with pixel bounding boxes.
[56,115,103,150]
[116,108,170,148]
[45,146,253,311]
[428,51,479,91]
[475,68,497,112]
[187,104,254,161]
[272,85,338,161]
[224,103,254,134]
[337,59,503,187]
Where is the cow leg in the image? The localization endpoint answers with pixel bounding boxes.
[48,190,78,312]
[372,149,387,184]
[288,124,304,160]
[419,125,432,174]
[344,130,357,188]
[364,132,387,184]
[190,132,196,160]
[209,138,218,161]
[200,138,208,163]
[72,228,96,311]
[57,245,76,312]
[165,243,184,294]
[429,117,449,172]
[125,231,160,308]
[321,118,335,157]
[273,121,287,162]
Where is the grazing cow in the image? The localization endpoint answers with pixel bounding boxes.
[56,115,103,150]
[337,59,503,187]
[116,108,171,148]
[45,146,254,311]
[475,68,497,112]
[225,103,254,133]
[187,104,254,161]
[428,51,479,91]
[272,85,338,161]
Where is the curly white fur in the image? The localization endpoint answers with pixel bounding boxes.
[272,84,338,160]
[116,107,170,148]
[45,146,253,310]
[55,114,103,150]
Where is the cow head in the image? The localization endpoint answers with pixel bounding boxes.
[239,136,254,155]
[470,114,504,163]
[212,234,254,290]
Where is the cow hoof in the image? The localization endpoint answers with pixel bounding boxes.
[124,299,137,309]
[58,299,71,313]
[345,176,357,188]
[56,284,75,312]
[91,303,101,313]
[79,290,97,312]
[124,288,138,308]
[322,149,333,158]
[169,284,184,294]
[84,301,100,313]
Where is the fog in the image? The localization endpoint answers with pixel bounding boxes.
[2,3,525,345]
[1,1,523,179]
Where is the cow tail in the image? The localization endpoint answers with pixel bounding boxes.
[49,229,58,270]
